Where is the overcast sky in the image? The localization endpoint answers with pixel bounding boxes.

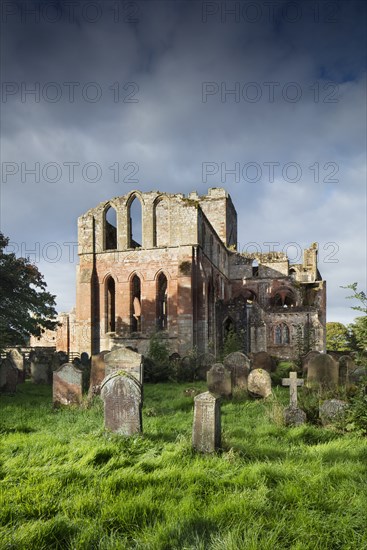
[1,0,366,325]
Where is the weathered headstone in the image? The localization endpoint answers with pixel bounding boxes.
[88,350,109,397]
[197,353,216,380]
[0,359,18,394]
[338,355,355,385]
[348,366,367,385]
[207,363,232,397]
[282,371,306,426]
[282,372,304,408]
[104,347,143,383]
[8,348,25,383]
[100,372,143,435]
[247,368,272,398]
[251,351,275,373]
[284,406,307,426]
[319,399,348,426]
[223,352,250,389]
[302,350,320,374]
[30,352,50,384]
[53,363,83,407]
[307,354,339,390]
[192,391,221,453]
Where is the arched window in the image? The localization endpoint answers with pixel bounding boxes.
[207,281,215,340]
[274,323,290,345]
[243,289,257,304]
[282,324,290,344]
[131,275,141,332]
[270,289,295,308]
[201,223,206,251]
[252,259,259,277]
[106,277,116,332]
[157,273,168,330]
[104,206,117,250]
[153,198,170,247]
[128,196,142,248]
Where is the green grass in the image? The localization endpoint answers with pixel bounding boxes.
[0,382,366,549]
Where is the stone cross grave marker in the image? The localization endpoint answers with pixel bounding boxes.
[282,371,304,407]
[192,391,221,453]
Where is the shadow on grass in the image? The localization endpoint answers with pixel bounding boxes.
[0,425,37,434]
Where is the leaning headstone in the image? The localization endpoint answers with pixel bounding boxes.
[100,372,142,435]
[8,349,25,383]
[197,352,216,380]
[223,352,250,389]
[282,372,306,426]
[207,363,232,397]
[0,359,18,394]
[88,350,109,397]
[247,368,272,398]
[348,366,367,385]
[53,363,83,407]
[302,351,321,374]
[307,354,339,390]
[104,347,143,383]
[192,391,221,453]
[319,399,348,427]
[338,355,355,385]
[251,351,275,373]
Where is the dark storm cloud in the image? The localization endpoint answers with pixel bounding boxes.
[1,0,366,322]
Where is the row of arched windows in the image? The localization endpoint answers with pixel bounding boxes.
[104,195,170,251]
[105,273,168,334]
[274,323,290,345]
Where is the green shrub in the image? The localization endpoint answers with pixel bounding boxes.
[271,361,299,386]
[144,333,172,382]
[343,379,367,435]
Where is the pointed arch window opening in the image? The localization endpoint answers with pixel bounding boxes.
[131,275,141,332]
[128,196,142,249]
[106,277,116,333]
[104,206,117,250]
[274,323,290,345]
[157,273,168,330]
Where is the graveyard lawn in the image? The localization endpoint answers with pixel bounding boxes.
[0,383,366,550]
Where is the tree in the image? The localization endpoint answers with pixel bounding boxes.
[348,317,367,352]
[326,322,350,351]
[0,232,58,351]
[341,283,367,353]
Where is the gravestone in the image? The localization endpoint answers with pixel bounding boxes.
[307,354,339,390]
[348,366,367,385]
[282,372,304,408]
[197,353,216,381]
[192,391,221,453]
[53,363,83,407]
[88,350,109,397]
[251,351,275,373]
[247,368,272,398]
[223,352,250,389]
[302,351,320,374]
[338,355,355,385]
[8,348,25,383]
[100,372,142,435]
[319,399,348,426]
[207,363,232,397]
[282,372,306,426]
[30,352,50,384]
[0,359,18,394]
[104,346,143,383]
[284,406,307,426]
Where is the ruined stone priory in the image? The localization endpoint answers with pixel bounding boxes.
[51,188,326,359]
